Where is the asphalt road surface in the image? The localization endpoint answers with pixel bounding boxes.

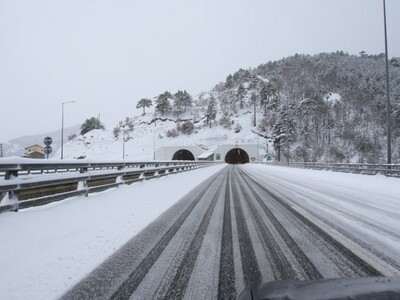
[62,165,400,300]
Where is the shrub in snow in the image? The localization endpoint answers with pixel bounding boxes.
[113,126,121,138]
[166,128,179,137]
[293,146,309,162]
[113,117,134,139]
[68,133,77,141]
[180,120,195,135]
[80,117,105,135]
[219,113,231,129]
[327,146,346,163]
[234,123,242,133]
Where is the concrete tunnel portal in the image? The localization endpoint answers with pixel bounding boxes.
[172,149,195,161]
[225,148,250,164]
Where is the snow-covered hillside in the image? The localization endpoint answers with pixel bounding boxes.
[3,52,400,163]
[57,110,267,161]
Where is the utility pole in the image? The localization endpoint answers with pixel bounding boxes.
[122,130,126,160]
[0,143,3,157]
[61,100,76,159]
[383,0,391,164]
[153,133,156,160]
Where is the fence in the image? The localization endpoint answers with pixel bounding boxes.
[0,160,217,214]
[261,161,400,177]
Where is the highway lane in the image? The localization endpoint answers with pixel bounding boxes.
[62,165,400,300]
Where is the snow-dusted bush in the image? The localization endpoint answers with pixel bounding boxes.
[80,117,105,135]
[166,128,179,137]
[68,133,77,141]
[234,123,242,133]
[113,126,121,138]
[219,113,231,129]
[180,120,195,135]
[113,117,134,139]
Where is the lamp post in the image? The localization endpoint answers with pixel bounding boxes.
[383,0,391,164]
[61,100,76,159]
[122,130,126,160]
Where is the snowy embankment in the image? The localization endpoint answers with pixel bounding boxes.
[0,164,226,300]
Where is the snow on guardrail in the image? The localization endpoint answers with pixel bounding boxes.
[260,161,400,177]
[0,159,220,213]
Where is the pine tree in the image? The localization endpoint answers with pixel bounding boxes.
[260,82,275,115]
[251,92,258,126]
[136,98,152,115]
[182,90,193,112]
[236,84,246,109]
[225,74,234,89]
[173,90,185,118]
[205,97,217,128]
[155,91,172,116]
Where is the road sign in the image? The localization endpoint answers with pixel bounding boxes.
[216,153,221,160]
[44,136,53,146]
[44,146,52,155]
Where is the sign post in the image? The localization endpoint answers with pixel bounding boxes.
[43,137,53,159]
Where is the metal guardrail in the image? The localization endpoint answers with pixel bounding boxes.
[261,161,400,177]
[0,160,205,179]
[0,160,218,214]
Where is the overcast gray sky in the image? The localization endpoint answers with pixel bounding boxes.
[1,0,399,142]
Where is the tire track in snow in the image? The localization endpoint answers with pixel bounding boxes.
[238,168,322,280]
[234,167,298,280]
[240,168,382,277]
[267,186,400,274]
[160,172,226,299]
[217,174,236,300]
[231,168,262,287]
[109,170,225,300]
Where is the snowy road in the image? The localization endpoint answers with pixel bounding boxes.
[62,165,400,300]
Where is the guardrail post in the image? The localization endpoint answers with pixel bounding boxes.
[116,175,124,185]
[5,170,18,180]
[77,180,89,197]
[1,191,19,212]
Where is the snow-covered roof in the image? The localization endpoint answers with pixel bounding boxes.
[25,144,44,150]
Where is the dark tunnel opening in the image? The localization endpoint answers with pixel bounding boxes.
[225,148,250,164]
[172,149,195,161]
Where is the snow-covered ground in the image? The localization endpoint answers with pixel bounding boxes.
[245,164,400,261]
[0,164,226,300]
[1,163,399,299]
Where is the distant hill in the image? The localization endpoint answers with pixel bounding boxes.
[2,125,80,158]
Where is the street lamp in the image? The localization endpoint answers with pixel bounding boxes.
[383,0,391,164]
[61,100,76,159]
[122,130,126,160]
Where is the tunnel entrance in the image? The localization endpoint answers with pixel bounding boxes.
[225,148,250,164]
[172,149,195,161]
